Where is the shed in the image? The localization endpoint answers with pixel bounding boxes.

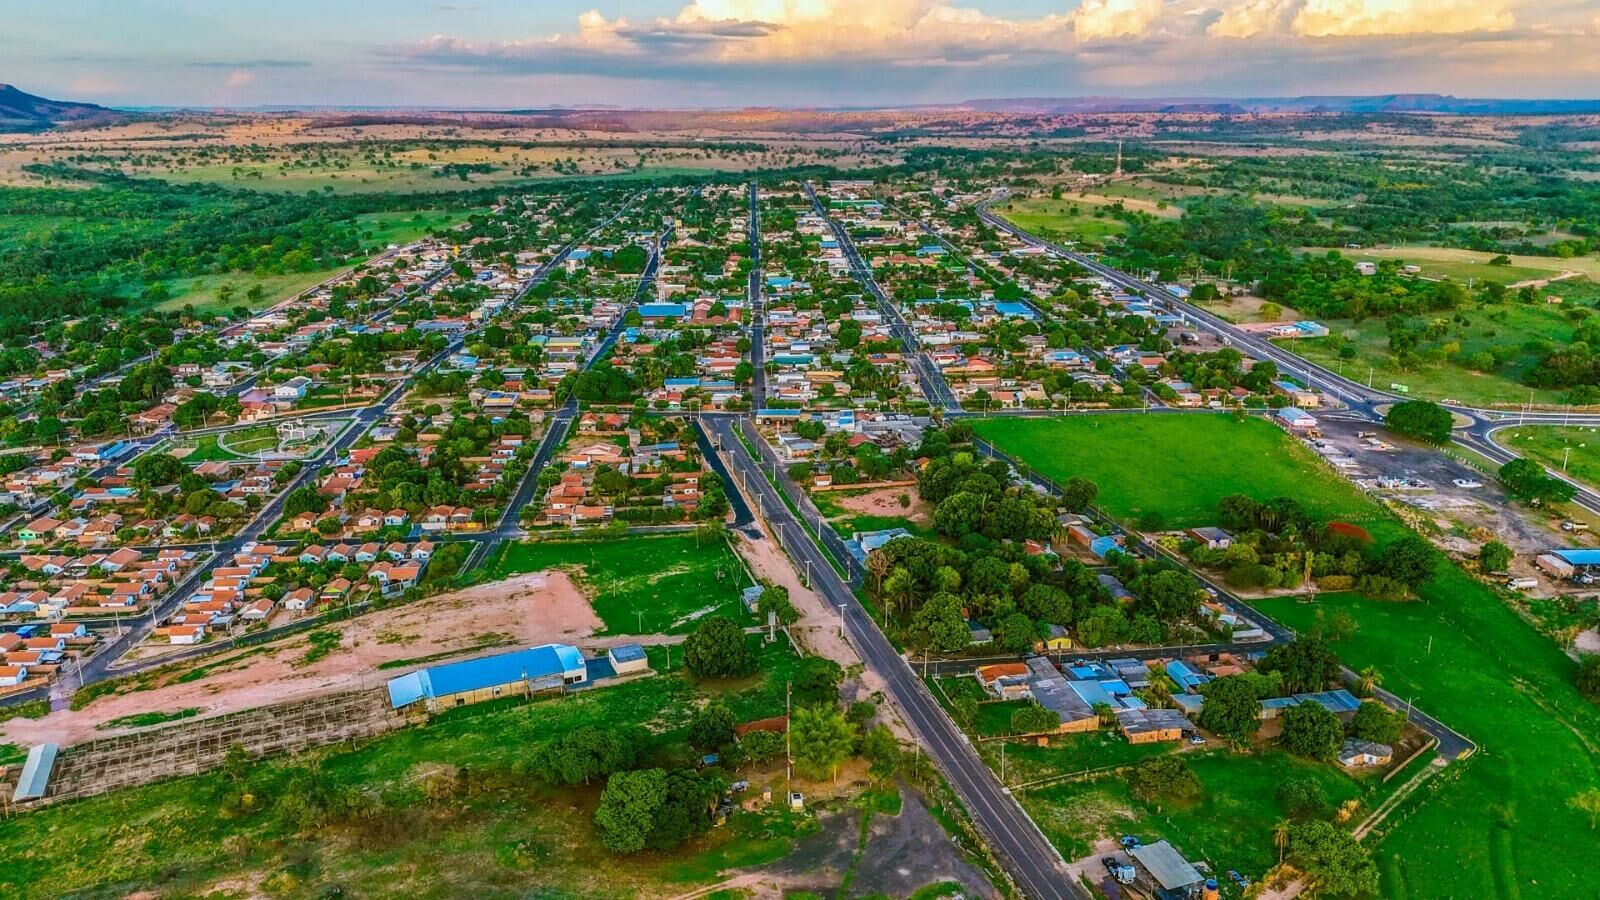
[13,742,59,802]
[1117,707,1194,744]
[607,643,649,676]
[1129,840,1205,893]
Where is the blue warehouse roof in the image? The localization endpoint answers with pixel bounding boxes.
[387,643,585,709]
[1552,548,1600,566]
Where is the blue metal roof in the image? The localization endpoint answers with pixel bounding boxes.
[13,743,58,802]
[1068,680,1115,708]
[639,303,688,318]
[387,644,585,708]
[1553,548,1600,566]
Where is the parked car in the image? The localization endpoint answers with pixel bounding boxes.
[1119,835,1142,849]
[1452,478,1482,489]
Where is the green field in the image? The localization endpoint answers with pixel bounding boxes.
[1498,425,1600,493]
[0,636,816,897]
[1306,245,1600,284]
[1021,749,1371,881]
[972,414,1371,529]
[1281,298,1583,407]
[167,433,249,463]
[995,198,1130,243]
[978,413,1600,897]
[488,534,755,635]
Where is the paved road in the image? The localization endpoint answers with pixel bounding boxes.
[803,183,960,412]
[747,181,767,410]
[705,414,1083,900]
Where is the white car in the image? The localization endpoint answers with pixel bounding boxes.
[1453,478,1483,489]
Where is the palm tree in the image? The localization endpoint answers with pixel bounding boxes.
[1357,666,1383,698]
[1273,819,1292,865]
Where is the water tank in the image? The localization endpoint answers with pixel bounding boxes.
[1202,878,1220,900]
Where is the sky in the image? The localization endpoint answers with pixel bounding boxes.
[5,0,1600,108]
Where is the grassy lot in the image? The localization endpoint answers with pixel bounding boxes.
[1019,749,1369,881]
[979,413,1600,897]
[1281,297,1585,407]
[167,433,249,463]
[488,534,755,635]
[217,425,282,455]
[1498,425,1600,493]
[972,414,1371,529]
[152,268,347,315]
[995,197,1130,243]
[0,634,817,897]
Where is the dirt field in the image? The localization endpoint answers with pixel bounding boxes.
[834,486,930,524]
[3,572,600,746]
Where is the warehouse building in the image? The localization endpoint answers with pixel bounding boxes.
[387,643,587,713]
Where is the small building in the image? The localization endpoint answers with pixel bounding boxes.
[12,743,58,803]
[1185,527,1234,550]
[1274,406,1319,435]
[386,643,588,713]
[1116,707,1194,744]
[607,643,649,676]
[1041,623,1072,651]
[1129,841,1205,895]
[1339,738,1394,768]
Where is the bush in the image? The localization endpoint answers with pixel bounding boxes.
[682,616,757,679]
[1280,702,1344,761]
[1385,400,1453,444]
[1577,654,1600,703]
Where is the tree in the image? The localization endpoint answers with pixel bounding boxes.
[1355,665,1382,698]
[1280,702,1344,761]
[647,769,717,851]
[793,656,843,707]
[1288,820,1379,897]
[1259,637,1342,694]
[535,725,639,785]
[1384,400,1453,444]
[1371,534,1437,590]
[756,584,799,626]
[132,452,184,487]
[1009,700,1060,735]
[996,612,1037,654]
[790,704,856,781]
[282,486,327,518]
[1128,756,1202,810]
[1348,700,1405,745]
[1061,476,1098,511]
[860,724,900,781]
[865,550,891,596]
[909,592,970,652]
[740,729,785,765]
[1571,788,1600,829]
[1577,654,1600,702]
[594,768,668,854]
[1197,675,1265,742]
[1499,458,1576,504]
[683,616,757,679]
[1478,540,1513,574]
[1275,777,1329,819]
[687,702,736,752]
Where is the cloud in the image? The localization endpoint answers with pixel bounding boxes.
[1071,0,1166,39]
[224,69,255,89]
[1209,0,1518,37]
[1293,0,1515,36]
[187,59,311,69]
[69,74,124,96]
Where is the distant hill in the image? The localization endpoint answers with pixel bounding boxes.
[0,83,123,131]
[957,94,1600,115]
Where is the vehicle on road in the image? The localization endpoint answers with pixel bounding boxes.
[1452,478,1483,489]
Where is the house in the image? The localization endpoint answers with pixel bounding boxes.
[273,376,313,401]
[975,662,1033,699]
[386,643,588,713]
[1186,527,1234,550]
[1041,624,1072,651]
[1339,738,1394,767]
[18,517,61,544]
[967,620,993,645]
[1116,707,1194,744]
[0,664,28,687]
[156,624,206,645]
[1274,406,1319,435]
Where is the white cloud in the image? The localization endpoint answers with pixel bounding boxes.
[1293,0,1515,36]
[1071,0,1166,39]
[224,69,255,88]
[1209,0,1294,37]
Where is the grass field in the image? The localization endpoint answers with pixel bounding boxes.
[168,433,249,463]
[978,413,1600,897]
[488,534,755,635]
[972,414,1370,529]
[1281,297,1584,407]
[995,198,1130,243]
[1020,749,1369,881]
[1497,425,1600,493]
[0,636,815,897]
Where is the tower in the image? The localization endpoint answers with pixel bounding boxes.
[1115,140,1123,178]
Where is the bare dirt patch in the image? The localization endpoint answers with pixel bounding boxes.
[833,486,930,524]
[3,572,600,746]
